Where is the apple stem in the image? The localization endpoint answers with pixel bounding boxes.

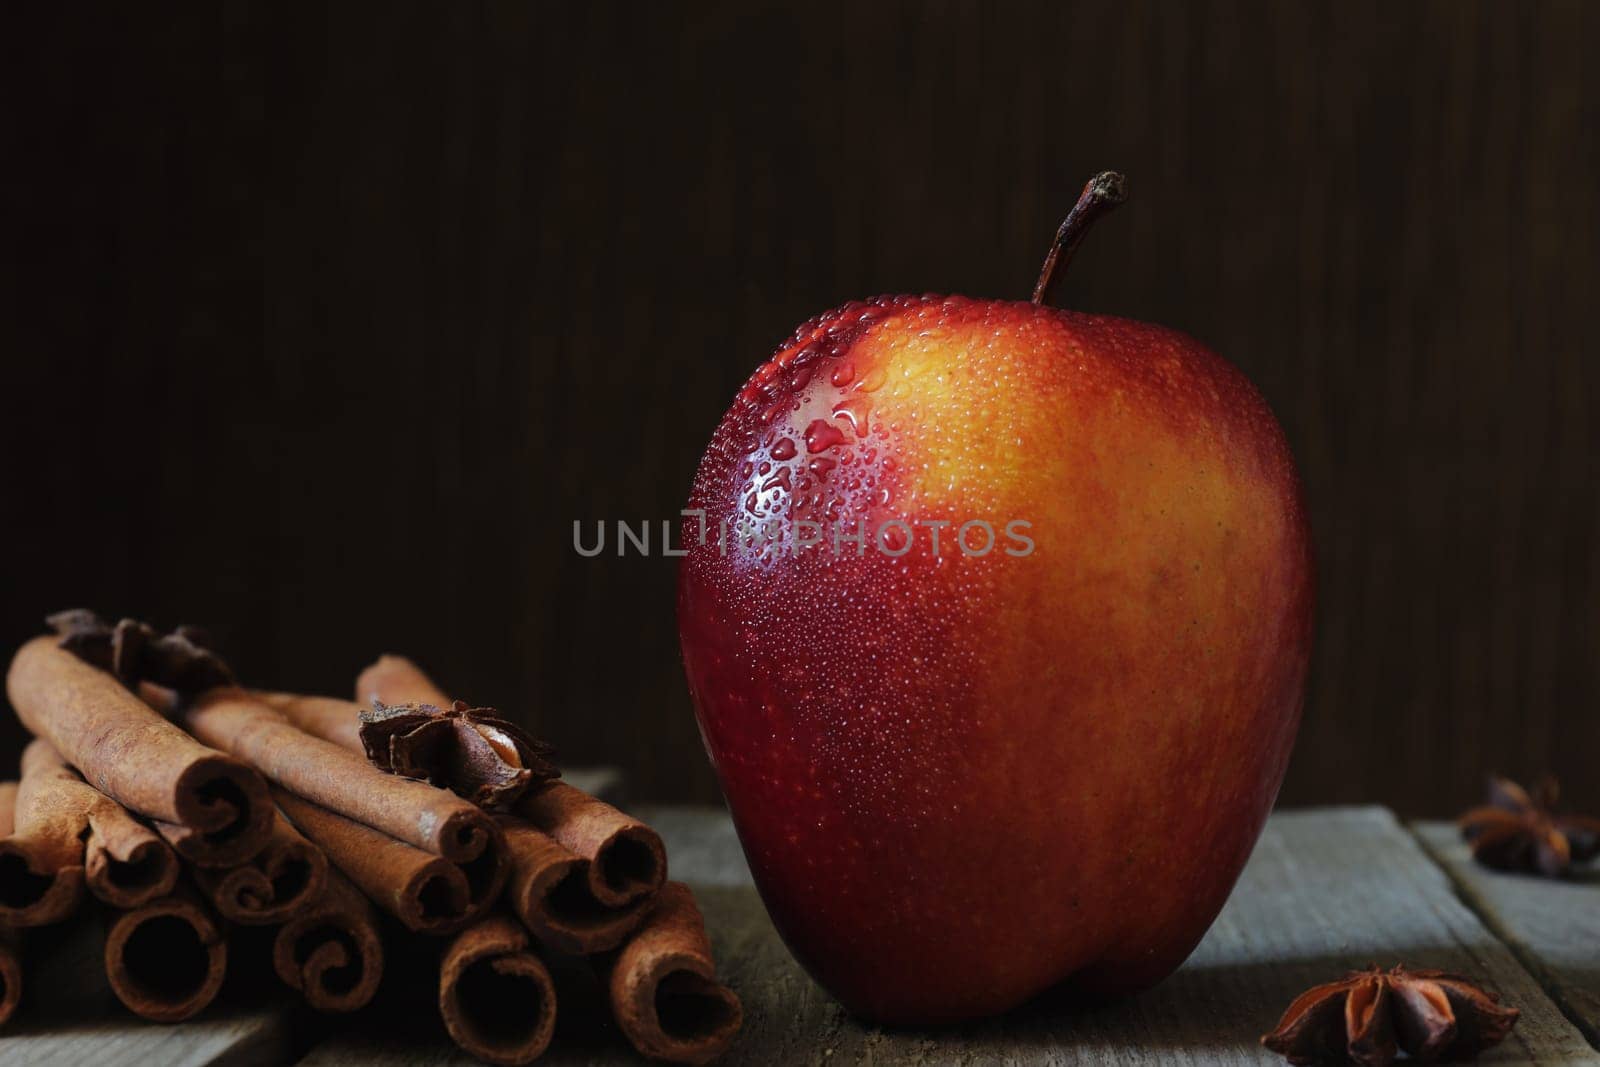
[1030,171,1127,306]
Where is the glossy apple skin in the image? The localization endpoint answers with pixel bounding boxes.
[677,294,1313,1025]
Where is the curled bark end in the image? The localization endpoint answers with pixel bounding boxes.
[273,870,383,1013]
[610,883,742,1064]
[7,641,272,869]
[196,811,328,925]
[500,816,648,955]
[440,915,557,1066]
[518,783,667,909]
[275,788,486,935]
[104,891,227,1023]
[0,838,84,927]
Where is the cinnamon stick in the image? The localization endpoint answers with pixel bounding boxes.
[257,691,362,753]
[0,783,24,1026]
[168,688,504,906]
[273,788,485,934]
[517,783,666,908]
[14,738,179,912]
[439,914,557,1066]
[273,685,651,951]
[356,655,666,908]
[0,753,82,926]
[6,637,273,867]
[273,868,384,1012]
[194,809,328,925]
[357,653,453,708]
[608,882,741,1064]
[498,815,648,955]
[104,886,228,1022]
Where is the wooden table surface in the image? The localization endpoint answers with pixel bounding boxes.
[1,806,1595,1065]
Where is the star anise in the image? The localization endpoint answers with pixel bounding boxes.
[1261,964,1519,1066]
[1458,775,1600,878]
[358,699,558,809]
[46,609,235,693]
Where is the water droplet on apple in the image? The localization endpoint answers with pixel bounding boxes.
[831,397,872,439]
[804,419,847,453]
[830,362,855,388]
[770,438,797,461]
[856,366,888,393]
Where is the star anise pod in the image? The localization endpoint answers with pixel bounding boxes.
[358,699,558,809]
[46,609,235,693]
[1262,964,1519,1066]
[1458,775,1600,878]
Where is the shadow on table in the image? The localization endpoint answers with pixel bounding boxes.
[0,914,299,1063]
[292,921,646,1066]
[696,885,1557,1064]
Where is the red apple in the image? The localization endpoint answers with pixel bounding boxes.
[677,174,1313,1025]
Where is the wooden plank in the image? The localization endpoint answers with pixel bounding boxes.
[298,806,1597,1064]
[1413,819,1600,1048]
[663,806,1595,1065]
[0,914,295,1067]
[0,1005,290,1067]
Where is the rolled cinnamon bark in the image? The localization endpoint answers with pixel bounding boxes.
[356,653,452,708]
[172,689,504,905]
[439,914,557,1066]
[0,783,24,1026]
[516,783,666,909]
[273,867,384,1012]
[6,637,272,867]
[257,691,362,754]
[273,788,484,934]
[0,750,83,926]
[194,809,328,925]
[498,815,648,955]
[356,655,665,908]
[609,882,741,1065]
[104,887,228,1022]
[275,687,648,949]
[11,739,179,913]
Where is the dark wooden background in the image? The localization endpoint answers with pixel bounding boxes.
[2,2,1595,815]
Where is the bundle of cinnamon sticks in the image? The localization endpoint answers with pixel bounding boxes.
[0,613,741,1064]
